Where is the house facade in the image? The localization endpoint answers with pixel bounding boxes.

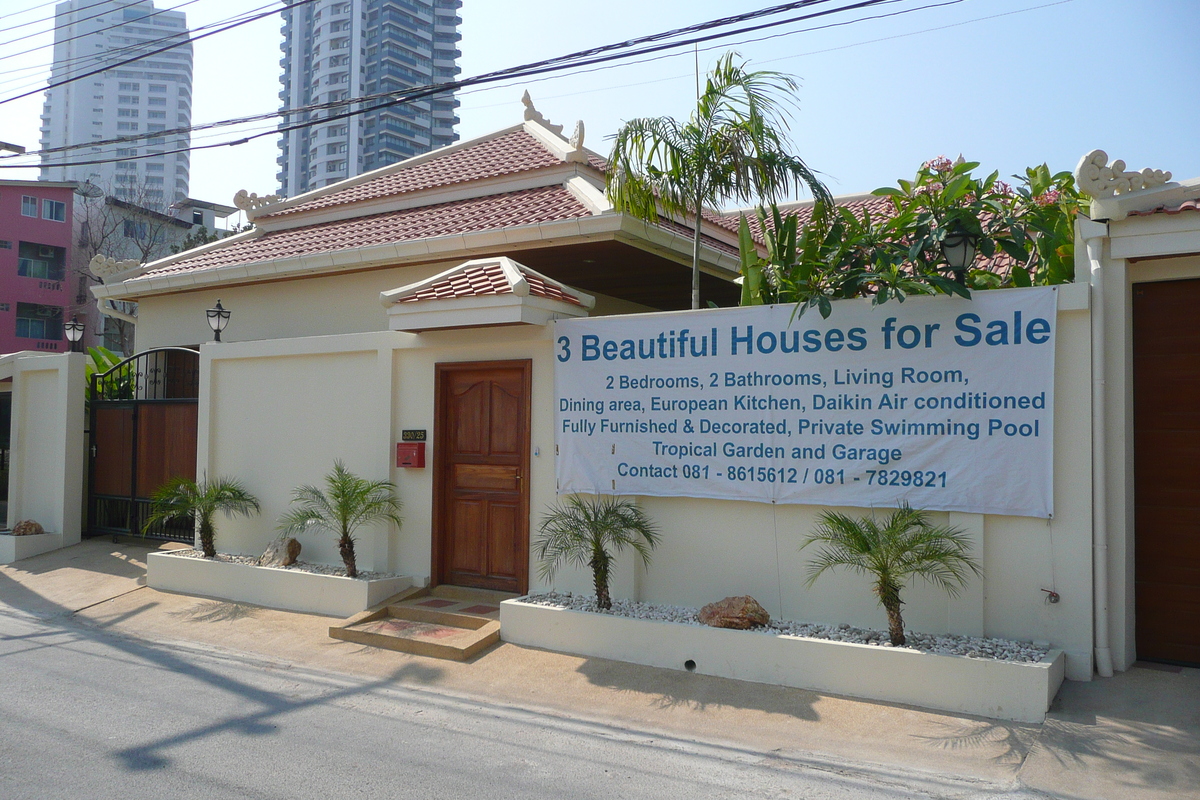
[87,109,1200,679]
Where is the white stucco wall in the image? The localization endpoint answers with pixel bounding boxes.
[133,259,655,350]
[194,286,1096,679]
[198,335,396,569]
[5,352,85,544]
[629,289,1094,680]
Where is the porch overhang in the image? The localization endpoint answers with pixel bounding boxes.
[381,256,594,332]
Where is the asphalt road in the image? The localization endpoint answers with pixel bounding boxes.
[0,606,1037,800]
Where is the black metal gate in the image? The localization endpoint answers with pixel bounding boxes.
[87,348,200,542]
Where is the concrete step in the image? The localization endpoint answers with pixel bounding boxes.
[429,584,519,605]
[328,587,505,661]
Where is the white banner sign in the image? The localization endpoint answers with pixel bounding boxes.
[554,287,1058,518]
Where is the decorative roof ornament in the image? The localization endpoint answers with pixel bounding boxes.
[569,120,585,152]
[521,90,563,136]
[233,189,282,213]
[1075,150,1172,199]
[89,254,141,281]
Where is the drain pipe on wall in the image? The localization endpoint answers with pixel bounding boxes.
[1080,216,1114,678]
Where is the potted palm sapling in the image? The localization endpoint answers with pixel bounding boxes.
[801,504,982,646]
[535,495,659,610]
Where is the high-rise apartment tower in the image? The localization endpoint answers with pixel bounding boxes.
[39,0,193,210]
[276,0,461,197]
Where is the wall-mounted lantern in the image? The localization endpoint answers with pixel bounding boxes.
[206,299,230,342]
[64,314,85,353]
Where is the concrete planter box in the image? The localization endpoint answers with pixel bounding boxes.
[0,532,64,564]
[147,551,413,618]
[500,599,1066,723]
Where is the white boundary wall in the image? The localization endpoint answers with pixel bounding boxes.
[197,284,1096,680]
[1,352,85,547]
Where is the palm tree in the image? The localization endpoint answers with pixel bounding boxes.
[277,461,402,579]
[607,52,831,310]
[535,495,659,610]
[801,505,982,646]
[144,476,261,558]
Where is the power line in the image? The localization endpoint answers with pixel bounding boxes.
[460,0,1070,117]
[3,0,835,108]
[0,0,207,69]
[457,0,975,110]
[6,0,941,171]
[0,1,273,97]
[16,0,920,170]
[8,0,876,164]
[0,0,65,24]
[0,0,178,45]
[0,0,315,106]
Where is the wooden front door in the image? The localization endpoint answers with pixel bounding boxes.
[1133,278,1200,665]
[434,360,531,594]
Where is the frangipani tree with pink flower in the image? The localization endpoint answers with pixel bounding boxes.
[737,157,1082,315]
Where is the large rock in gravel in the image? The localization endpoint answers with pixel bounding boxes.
[699,595,770,630]
[259,537,301,567]
[11,520,44,537]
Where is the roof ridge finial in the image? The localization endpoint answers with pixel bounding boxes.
[521,90,564,137]
[1075,149,1172,199]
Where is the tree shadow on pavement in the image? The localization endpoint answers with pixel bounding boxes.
[909,718,1040,767]
[168,600,261,623]
[913,666,1200,800]
[575,656,820,721]
[1,539,152,580]
[0,564,448,774]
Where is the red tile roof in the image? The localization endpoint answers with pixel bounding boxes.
[141,186,590,278]
[259,130,567,218]
[397,260,584,306]
[1127,199,1200,217]
[729,195,895,241]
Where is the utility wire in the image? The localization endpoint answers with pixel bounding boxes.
[9,0,929,170]
[462,0,1067,113]
[0,0,208,69]
[2,0,837,107]
[0,0,317,106]
[0,0,69,24]
[0,0,185,45]
[10,0,877,163]
[0,1,271,95]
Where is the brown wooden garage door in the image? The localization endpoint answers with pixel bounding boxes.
[1133,278,1200,665]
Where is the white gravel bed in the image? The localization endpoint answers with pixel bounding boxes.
[520,591,1050,663]
[165,548,400,581]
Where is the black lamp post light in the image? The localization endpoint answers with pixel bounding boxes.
[206,299,230,342]
[941,224,980,286]
[64,314,85,353]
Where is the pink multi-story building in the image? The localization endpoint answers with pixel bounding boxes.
[0,180,76,354]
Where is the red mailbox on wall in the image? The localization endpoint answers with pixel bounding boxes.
[397,430,426,468]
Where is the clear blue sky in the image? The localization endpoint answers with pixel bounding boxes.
[1,0,1196,217]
